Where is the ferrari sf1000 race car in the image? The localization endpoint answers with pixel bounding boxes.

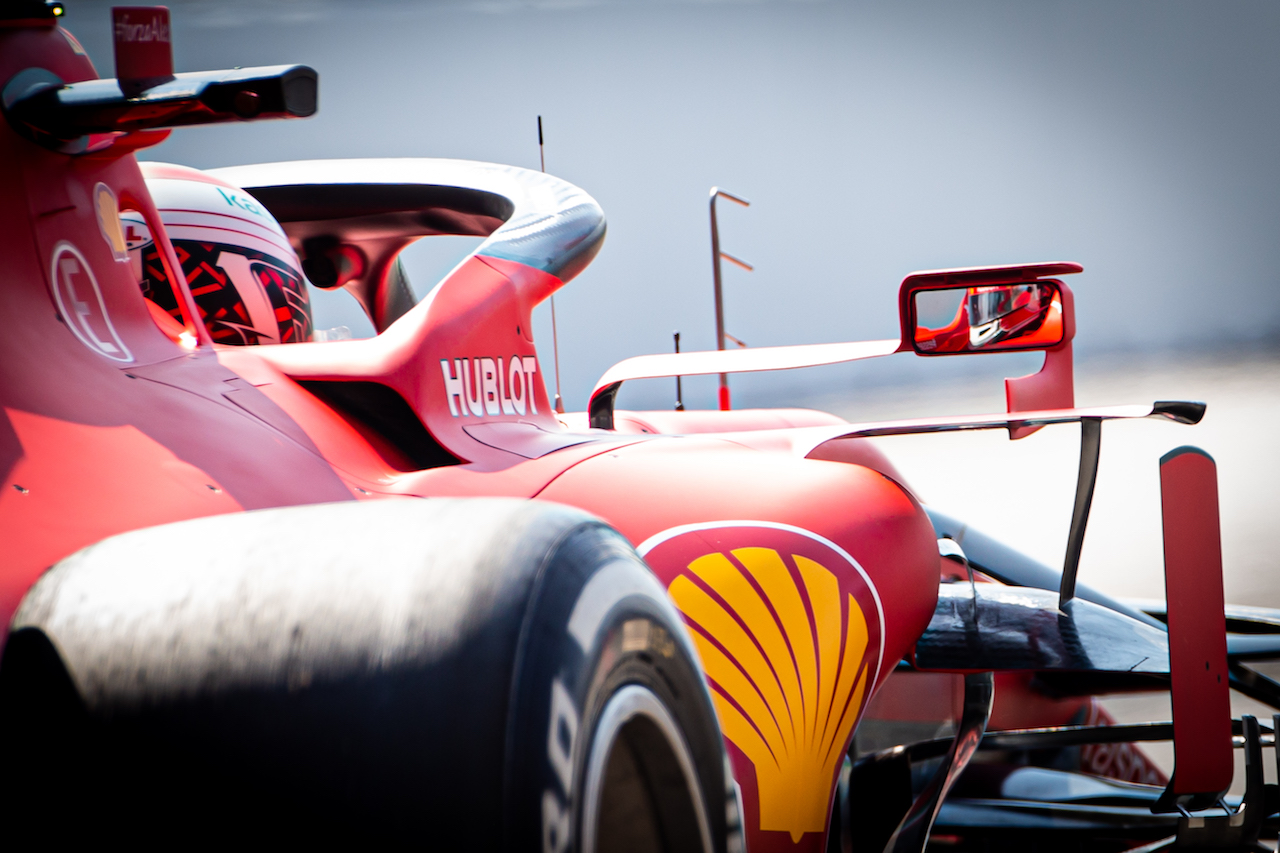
[1,4,1278,851]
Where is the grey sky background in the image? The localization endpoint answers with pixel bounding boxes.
[62,0,1280,412]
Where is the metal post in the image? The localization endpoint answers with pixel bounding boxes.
[539,115,565,414]
[550,296,564,414]
[709,187,750,411]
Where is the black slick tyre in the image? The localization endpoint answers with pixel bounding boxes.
[0,498,734,850]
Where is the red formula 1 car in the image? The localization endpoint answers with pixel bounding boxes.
[3,5,1279,851]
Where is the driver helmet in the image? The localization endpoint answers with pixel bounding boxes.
[123,162,313,345]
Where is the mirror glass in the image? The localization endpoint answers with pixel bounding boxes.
[912,281,1063,353]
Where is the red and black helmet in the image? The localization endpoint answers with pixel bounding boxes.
[124,162,313,346]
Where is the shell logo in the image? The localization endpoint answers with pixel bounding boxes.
[641,523,883,845]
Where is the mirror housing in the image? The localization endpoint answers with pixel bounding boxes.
[898,262,1082,438]
[898,262,1078,356]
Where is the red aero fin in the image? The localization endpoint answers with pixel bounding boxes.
[1161,446,1232,802]
[112,6,174,87]
[1005,282,1075,439]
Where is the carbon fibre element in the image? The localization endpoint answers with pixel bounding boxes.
[882,672,993,853]
[914,583,1170,674]
[3,65,316,145]
[214,159,607,280]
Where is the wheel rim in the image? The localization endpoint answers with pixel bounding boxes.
[580,684,713,853]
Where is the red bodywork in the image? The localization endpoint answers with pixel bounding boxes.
[0,19,945,850]
[9,7,1237,848]
[1160,448,1232,798]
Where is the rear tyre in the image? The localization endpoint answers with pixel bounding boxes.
[0,498,731,850]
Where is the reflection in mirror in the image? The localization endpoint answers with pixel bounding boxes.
[912,281,1063,354]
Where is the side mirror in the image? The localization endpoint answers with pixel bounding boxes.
[907,280,1064,355]
[898,262,1081,434]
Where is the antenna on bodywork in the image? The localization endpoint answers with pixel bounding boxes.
[539,115,565,414]
[673,331,684,411]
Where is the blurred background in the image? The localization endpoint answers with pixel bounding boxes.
[62,1,1280,620]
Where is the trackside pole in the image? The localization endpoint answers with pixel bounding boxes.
[709,187,750,410]
[1156,446,1233,811]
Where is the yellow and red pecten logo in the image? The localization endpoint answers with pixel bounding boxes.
[641,523,883,845]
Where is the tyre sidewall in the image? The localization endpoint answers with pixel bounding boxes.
[505,522,728,853]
